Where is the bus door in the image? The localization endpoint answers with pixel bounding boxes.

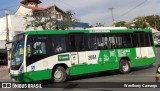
[69,34,88,74]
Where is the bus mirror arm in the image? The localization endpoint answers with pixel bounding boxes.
[6,42,13,44]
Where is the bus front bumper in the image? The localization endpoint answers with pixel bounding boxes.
[10,75,18,82]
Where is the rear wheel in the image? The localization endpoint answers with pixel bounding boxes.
[52,66,67,82]
[119,59,131,74]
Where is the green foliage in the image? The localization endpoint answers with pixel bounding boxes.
[133,15,160,30]
[24,10,56,30]
[115,21,126,27]
[89,25,94,28]
[95,23,104,27]
[57,10,79,30]
[24,10,78,30]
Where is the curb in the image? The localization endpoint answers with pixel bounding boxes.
[0,66,8,72]
[0,69,8,72]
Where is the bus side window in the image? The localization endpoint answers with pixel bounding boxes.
[79,41,85,50]
[132,33,139,47]
[76,35,85,51]
[88,35,97,50]
[108,35,115,49]
[33,42,46,55]
[148,33,154,46]
[104,35,109,49]
[69,35,76,51]
[144,33,152,47]
[96,34,106,50]
[69,34,85,51]
[52,35,66,54]
[122,34,133,48]
[133,33,146,47]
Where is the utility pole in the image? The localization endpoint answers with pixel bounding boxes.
[108,8,115,26]
[5,9,10,67]
[5,9,10,45]
[53,0,56,29]
[154,15,157,29]
[54,0,56,18]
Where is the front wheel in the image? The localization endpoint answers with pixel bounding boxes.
[52,66,67,82]
[119,59,131,74]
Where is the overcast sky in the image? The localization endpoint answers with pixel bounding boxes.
[0,0,160,26]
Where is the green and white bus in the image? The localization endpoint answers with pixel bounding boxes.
[10,28,156,82]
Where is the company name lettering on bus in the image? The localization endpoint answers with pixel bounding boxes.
[58,54,70,61]
[90,30,110,33]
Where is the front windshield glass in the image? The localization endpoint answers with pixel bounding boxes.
[11,34,24,66]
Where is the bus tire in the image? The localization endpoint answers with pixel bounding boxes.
[52,66,67,82]
[119,59,130,74]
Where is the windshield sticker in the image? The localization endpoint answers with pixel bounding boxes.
[31,66,35,70]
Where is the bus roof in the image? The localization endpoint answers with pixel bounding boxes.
[25,29,152,35]
[86,27,128,30]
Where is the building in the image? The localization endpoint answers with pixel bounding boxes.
[0,0,89,65]
[15,0,66,21]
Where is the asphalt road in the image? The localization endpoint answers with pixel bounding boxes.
[1,48,160,91]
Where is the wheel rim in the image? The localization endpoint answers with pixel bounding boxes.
[54,70,63,79]
[122,63,129,72]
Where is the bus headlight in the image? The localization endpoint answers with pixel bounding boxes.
[158,67,160,73]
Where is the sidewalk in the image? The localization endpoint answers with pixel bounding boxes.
[0,65,8,72]
[0,66,10,80]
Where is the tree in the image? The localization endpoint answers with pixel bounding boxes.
[133,16,147,29]
[95,23,104,27]
[132,15,160,30]
[89,25,94,28]
[24,10,56,30]
[24,10,79,30]
[57,10,79,30]
[115,21,126,27]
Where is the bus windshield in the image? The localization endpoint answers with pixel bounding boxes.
[11,34,24,66]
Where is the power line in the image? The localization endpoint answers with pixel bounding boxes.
[56,0,80,20]
[57,0,78,11]
[117,0,148,19]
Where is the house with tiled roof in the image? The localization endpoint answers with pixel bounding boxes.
[15,0,66,21]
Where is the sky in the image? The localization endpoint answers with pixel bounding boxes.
[0,0,160,26]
